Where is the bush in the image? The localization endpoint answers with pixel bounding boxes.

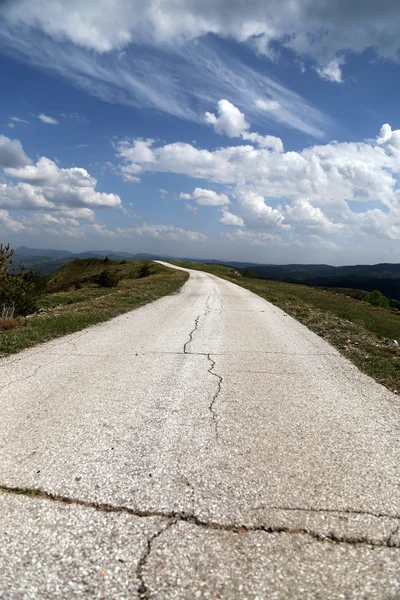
[0,243,39,317]
[242,267,255,278]
[365,289,390,308]
[98,269,120,288]
[139,262,151,278]
[25,266,48,295]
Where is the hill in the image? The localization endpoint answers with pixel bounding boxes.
[0,259,188,355]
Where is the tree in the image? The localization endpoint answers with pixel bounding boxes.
[0,243,39,317]
[242,267,255,278]
[98,269,120,288]
[139,262,151,278]
[365,289,390,308]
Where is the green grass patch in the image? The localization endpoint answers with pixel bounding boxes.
[0,260,187,355]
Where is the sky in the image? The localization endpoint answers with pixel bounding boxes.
[1,1,400,264]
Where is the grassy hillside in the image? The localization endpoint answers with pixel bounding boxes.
[0,259,188,355]
[175,261,400,395]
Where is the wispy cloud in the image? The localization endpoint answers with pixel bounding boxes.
[10,116,30,124]
[37,113,59,124]
[0,23,330,137]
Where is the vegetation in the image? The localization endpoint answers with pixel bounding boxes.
[0,257,188,356]
[242,267,255,278]
[364,289,390,308]
[139,262,152,278]
[98,268,121,288]
[174,261,400,394]
[0,244,41,318]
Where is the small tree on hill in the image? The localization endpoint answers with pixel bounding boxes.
[0,243,39,317]
[365,289,390,308]
[139,262,151,278]
[242,267,255,278]
[98,269,120,288]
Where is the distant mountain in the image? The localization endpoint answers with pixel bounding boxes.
[14,247,165,274]
[15,246,73,259]
[12,247,400,301]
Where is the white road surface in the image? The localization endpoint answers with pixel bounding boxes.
[0,261,399,599]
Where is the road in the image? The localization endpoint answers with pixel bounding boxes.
[0,261,399,599]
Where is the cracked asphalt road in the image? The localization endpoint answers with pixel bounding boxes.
[0,261,399,599]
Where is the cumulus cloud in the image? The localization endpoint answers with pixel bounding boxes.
[0,135,31,168]
[38,113,59,125]
[180,187,230,206]
[376,124,400,151]
[219,209,244,227]
[114,117,400,241]
[0,135,121,242]
[159,188,168,198]
[4,156,121,210]
[205,99,249,138]
[205,100,284,152]
[0,209,25,232]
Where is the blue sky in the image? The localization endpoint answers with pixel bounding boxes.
[1,1,400,264]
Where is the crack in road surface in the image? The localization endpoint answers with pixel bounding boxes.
[207,354,223,438]
[2,263,400,597]
[1,486,399,549]
[183,315,201,354]
[137,519,177,599]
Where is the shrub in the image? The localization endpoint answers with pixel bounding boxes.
[139,262,151,278]
[98,269,120,288]
[242,267,255,278]
[365,289,390,308]
[25,266,48,295]
[0,243,39,317]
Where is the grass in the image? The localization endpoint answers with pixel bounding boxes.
[174,261,400,395]
[0,259,188,356]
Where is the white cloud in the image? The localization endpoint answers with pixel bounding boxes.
[0,209,25,232]
[376,124,400,151]
[222,230,282,246]
[205,99,249,138]
[0,21,329,137]
[132,223,207,242]
[10,116,30,124]
[283,198,345,235]
[242,132,284,152]
[114,119,400,242]
[159,188,168,198]
[255,99,281,112]
[185,203,198,214]
[219,209,244,227]
[315,59,343,83]
[0,137,121,230]
[180,187,230,206]
[38,113,59,125]
[205,99,284,152]
[3,0,400,86]
[0,135,31,168]
[6,123,15,129]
